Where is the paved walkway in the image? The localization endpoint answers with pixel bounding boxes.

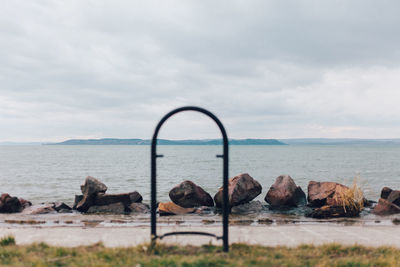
[1,225,400,247]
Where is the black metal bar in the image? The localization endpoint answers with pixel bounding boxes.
[158,231,222,240]
[150,106,229,252]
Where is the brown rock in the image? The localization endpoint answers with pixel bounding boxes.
[169,180,214,208]
[19,198,32,209]
[381,187,393,199]
[214,173,262,208]
[307,205,360,219]
[372,198,400,216]
[307,181,349,207]
[86,202,127,214]
[129,203,150,213]
[128,191,143,203]
[265,175,306,207]
[73,195,83,210]
[158,202,196,215]
[0,193,23,213]
[94,193,131,206]
[53,202,72,212]
[76,176,107,212]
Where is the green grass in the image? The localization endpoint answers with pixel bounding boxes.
[0,238,399,266]
[0,236,15,246]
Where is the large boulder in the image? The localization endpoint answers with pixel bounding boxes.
[307,205,360,219]
[0,193,23,213]
[76,176,108,212]
[265,175,306,207]
[214,173,262,208]
[169,180,214,208]
[158,202,196,215]
[381,187,393,199]
[231,200,264,214]
[93,192,142,206]
[307,181,349,207]
[86,202,127,214]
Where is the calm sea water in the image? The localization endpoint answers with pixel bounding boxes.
[1,145,400,205]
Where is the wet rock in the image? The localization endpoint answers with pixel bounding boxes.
[158,202,196,216]
[19,198,32,209]
[387,190,400,207]
[214,173,262,208]
[169,180,214,208]
[307,181,349,207]
[53,202,72,212]
[73,195,83,210]
[76,176,107,212]
[86,202,127,214]
[306,205,360,219]
[94,193,131,206]
[128,191,143,203]
[0,193,23,213]
[381,187,393,199]
[22,203,56,215]
[194,206,214,215]
[129,203,150,213]
[231,200,263,214]
[265,175,306,207]
[372,198,400,216]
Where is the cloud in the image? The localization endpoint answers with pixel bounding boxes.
[1,1,400,141]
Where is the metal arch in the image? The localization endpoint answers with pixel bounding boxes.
[151,106,229,252]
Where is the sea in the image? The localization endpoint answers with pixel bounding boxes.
[1,144,399,206]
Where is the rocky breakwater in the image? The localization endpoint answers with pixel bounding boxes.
[372,187,400,215]
[265,175,306,208]
[214,173,263,214]
[158,180,214,215]
[306,181,365,218]
[0,193,31,213]
[73,176,148,214]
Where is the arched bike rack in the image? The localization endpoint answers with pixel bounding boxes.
[151,106,229,252]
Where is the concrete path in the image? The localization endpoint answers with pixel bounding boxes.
[1,225,400,247]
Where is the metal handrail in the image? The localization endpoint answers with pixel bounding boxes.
[150,106,229,252]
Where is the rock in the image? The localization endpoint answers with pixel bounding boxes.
[265,175,306,207]
[94,193,131,206]
[372,198,400,216]
[53,202,72,212]
[73,195,83,210]
[0,193,23,213]
[214,173,262,208]
[194,206,214,215]
[306,205,360,219]
[86,202,127,214]
[169,180,214,208]
[231,200,264,214]
[129,203,150,213]
[158,202,196,215]
[381,187,393,199]
[76,176,107,212]
[128,191,143,203]
[387,190,400,207]
[307,181,349,207]
[19,198,32,209]
[22,203,56,215]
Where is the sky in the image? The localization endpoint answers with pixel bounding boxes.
[1,1,400,142]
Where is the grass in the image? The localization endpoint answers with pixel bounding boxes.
[0,237,400,266]
[333,178,365,213]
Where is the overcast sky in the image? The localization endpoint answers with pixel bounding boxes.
[1,1,400,142]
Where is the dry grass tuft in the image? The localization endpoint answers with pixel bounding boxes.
[333,178,365,213]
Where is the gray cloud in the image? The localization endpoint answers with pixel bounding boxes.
[1,0,400,141]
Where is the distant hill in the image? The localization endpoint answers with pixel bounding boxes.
[47,138,286,146]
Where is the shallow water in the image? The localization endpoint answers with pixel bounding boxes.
[1,144,400,205]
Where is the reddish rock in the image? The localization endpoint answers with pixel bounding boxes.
[76,176,107,212]
[372,198,400,216]
[265,175,306,207]
[307,181,349,207]
[158,202,196,215]
[214,173,262,208]
[169,180,214,208]
[19,198,32,209]
[0,193,23,213]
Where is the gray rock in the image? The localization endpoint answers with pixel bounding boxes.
[54,202,72,212]
[86,202,127,214]
[76,176,107,212]
[169,180,214,208]
[22,203,56,215]
[231,201,264,214]
[381,187,393,199]
[73,195,83,210]
[129,203,150,213]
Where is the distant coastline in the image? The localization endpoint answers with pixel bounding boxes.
[45,138,286,146]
